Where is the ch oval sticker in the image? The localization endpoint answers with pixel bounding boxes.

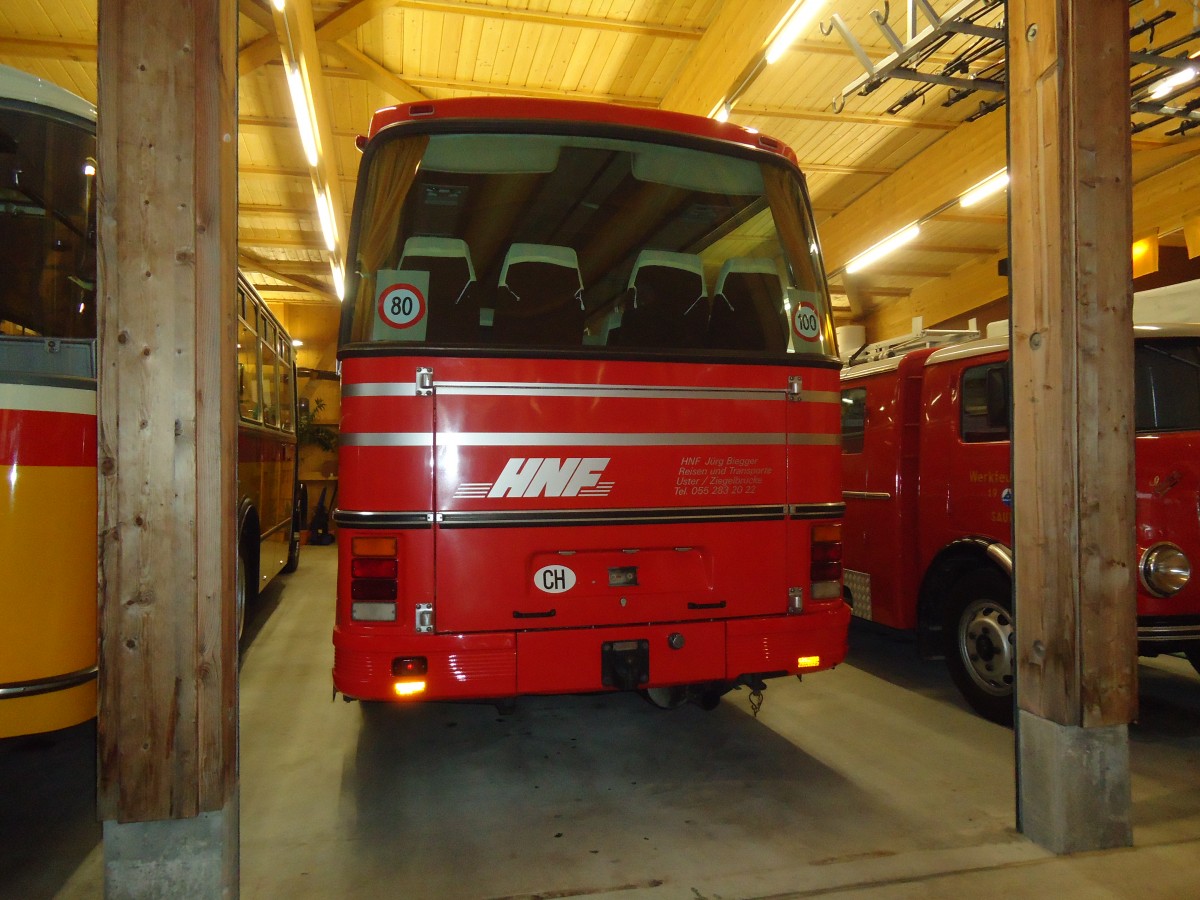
[535,565,577,594]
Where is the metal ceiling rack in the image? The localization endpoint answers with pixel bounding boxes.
[826,0,1200,133]
[823,0,1005,114]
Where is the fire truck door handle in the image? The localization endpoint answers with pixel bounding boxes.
[513,609,557,619]
[688,601,727,610]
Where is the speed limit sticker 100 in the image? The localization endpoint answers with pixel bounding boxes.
[378,283,427,330]
[792,301,821,343]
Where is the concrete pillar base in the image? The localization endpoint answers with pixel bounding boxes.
[1017,710,1131,854]
[104,790,238,899]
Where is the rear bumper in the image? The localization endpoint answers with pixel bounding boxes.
[1138,615,1200,654]
[333,603,850,702]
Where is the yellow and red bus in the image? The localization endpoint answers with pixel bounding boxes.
[0,65,302,737]
[333,98,850,709]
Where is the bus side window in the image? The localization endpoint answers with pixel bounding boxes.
[841,387,867,454]
[279,343,295,432]
[260,318,280,428]
[238,309,261,423]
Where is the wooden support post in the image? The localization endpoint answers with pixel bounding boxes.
[1008,0,1136,853]
[97,0,239,894]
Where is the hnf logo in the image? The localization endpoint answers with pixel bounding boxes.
[455,457,614,499]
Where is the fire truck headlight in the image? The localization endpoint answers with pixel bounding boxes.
[1140,543,1191,597]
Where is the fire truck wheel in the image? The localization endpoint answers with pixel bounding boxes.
[944,568,1015,726]
[1185,647,1200,678]
[644,687,687,709]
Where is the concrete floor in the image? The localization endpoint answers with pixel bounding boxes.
[4,544,1200,899]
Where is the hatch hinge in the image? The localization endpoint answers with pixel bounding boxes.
[416,366,433,396]
[787,375,803,401]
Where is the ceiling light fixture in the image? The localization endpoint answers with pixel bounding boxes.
[330,258,345,301]
[765,0,828,65]
[314,183,337,251]
[959,168,1009,207]
[286,62,319,167]
[1149,66,1198,100]
[845,223,921,274]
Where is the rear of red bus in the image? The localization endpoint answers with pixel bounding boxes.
[333,98,849,706]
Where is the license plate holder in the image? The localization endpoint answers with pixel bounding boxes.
[601,639,650,691]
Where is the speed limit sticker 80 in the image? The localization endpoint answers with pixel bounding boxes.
[792,301,821,343]
[378,283,427,330]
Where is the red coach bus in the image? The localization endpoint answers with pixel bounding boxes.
[841,311,1200,724]
[333,98,850,709]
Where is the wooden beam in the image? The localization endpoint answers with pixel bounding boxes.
[239,113,358,137]
[865,150,1200,340]
[321,40,427,103]
[819,113,1008,274]
[240,229,327,249]
[239,250,338,301]
[381,0,704,41]
[737,103,958,131]
[659,0,797,116]
[97,0,237,830]
[322,65,659,107]
[238,0,274,31]
[239,0,705,75]
[1009,0,1134,852]
[0,34,97,61]
[867,251,1007,339]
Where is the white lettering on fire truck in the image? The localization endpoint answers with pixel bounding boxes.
[453,457,614,499]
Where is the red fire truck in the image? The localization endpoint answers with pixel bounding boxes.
[332,97,850,709]
[841,314,1200,724]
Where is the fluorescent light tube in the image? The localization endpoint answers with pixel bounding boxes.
[845,224,921,274]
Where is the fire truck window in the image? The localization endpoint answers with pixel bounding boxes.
[961,363,1010,443]
[841,388,866,454]
[1135,338,1200,432]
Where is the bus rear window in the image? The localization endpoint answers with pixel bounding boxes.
[344,131,834,358]
[0,107,96,340]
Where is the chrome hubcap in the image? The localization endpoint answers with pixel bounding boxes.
[958,598,1015,697]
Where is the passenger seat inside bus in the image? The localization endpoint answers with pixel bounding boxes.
[610,249,708,350]
[492,243,585,346]
[398,236,479,343]
[708,257,790,353]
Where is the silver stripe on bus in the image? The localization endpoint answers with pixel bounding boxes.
[342,382,421,398]
[0,665,98,699]
[439,505,787,528]
[341,431,840,448]
[436,381,782,401]
[342,381,842,405]
[0,382,96,415]
[789,502,847,518]
[341,432,435,447]
[334,510,432,528]
[799,390,841,404]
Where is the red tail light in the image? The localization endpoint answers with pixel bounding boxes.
[350,536,400,621]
